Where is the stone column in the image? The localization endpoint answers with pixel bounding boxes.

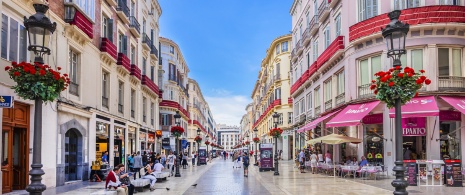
[383,108,394,175]
[426,117,440,160]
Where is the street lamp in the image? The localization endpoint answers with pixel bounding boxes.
[254,128,258,166]
[381,10,409,195]
[173,111,182,177]
[206,135,210,164]
[272,112,280,176]
[24,3,56,195]
[196,128,201,166]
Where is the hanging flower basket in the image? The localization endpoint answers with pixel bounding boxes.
[245,141,250,145]
[5,61,70,102]
[371,66,431,108]
[250,151,254,155]
[170,126,184,138]
[205,141,210,145]
[253,137,260,143]
[269,128,283,138]
[194,135,202,143]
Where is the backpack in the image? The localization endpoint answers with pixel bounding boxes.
[243,157,249,165]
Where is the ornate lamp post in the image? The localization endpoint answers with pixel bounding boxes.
[254,128,259,166]
[196,128,201,166]
[272,112,280,176]
[206,135,210,164]
[173,111,182,177]
[381,10,410,195]
[24,3,56,195]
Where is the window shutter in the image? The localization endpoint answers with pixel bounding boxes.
[159,114,162,125]
[108,19,114,42]
[372,0,378,16]
[358,0,365,21]
[1,14,8,59]
[123,35,128,55]
[150,29,154,45]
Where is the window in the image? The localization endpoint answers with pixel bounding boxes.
[282,41,288,52]
[170,45,175,54]
[400,49,423,70]
[299,61,303,77]
[161,114,170,125]
[359,55,382,85]
[150,102,154,125]
[118,81,124,113]
[142,97,147,123]
[312,40,318,62]
[307,52,311,68]
[1,14,27,62]
[142,57,147,75]
[278,113,283,125]
[275,87,281,100]
[439,0,459,5]
[358,0,378,21]
[142,19,146,33]
[288,112,293,124]
[102,72,109,108]
[130,46,135,64]
[69,50,79,96]
[438,48,462,76]
[168,63,176,81]
[170,90,174,100]
[102,16,113,42]
[275,63,280,78]
[324,80,332,101]
[324,25,331,49]
[335,14,341,36]
[118,33,127,54]
[300,98,305,114]
[276,44,280,55]
[150,66,154,81]
[131,89,135,118]
[306,92,312,112]
[73,0,95,21]
[299,25,303,41]
[306,12,310,26]
[313,0,318,16]
[394,0,420,10]
[314,87,320,107]
[336,70,345,95]
[130,1,136,16]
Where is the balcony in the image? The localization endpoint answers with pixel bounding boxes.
[69,82,79,96]
[335,92,345,106]
[142,75,161,97]
[100,37,117,62]
[116,53,131,73]
[129,16,140,38]
[102,96,109,108]
[329,0,340,9]
[315,106,321,116]
[302,27,311,46]
[116,0,130,24]
[309,15,319,35]
[297,40,303,56]
[318,0,330,23]
[142,33,151,51]
[130,64,142,80]
[316,36,345,70]
[150,44,159,59]
[358,84,375,99]
[325,99,333,111]
[105,0,117,6]
[438,76,465,92]
[64,3,93,40]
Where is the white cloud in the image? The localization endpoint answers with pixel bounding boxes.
[205,91,251,126]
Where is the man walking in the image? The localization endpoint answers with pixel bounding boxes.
[132,151,143,180]
[167,151,176,176]
[299,149,306,173]
[242,153,250,177]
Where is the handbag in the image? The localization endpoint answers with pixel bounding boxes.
[120,176,131,185]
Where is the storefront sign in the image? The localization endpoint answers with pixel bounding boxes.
[439,111,461,121]
[444,160,463,187]
[0,96,14,108]
[404,160,418,186]
[139,132,146,141]
[148,134,155,142]
[362,113,383,124]
[156,130,162,138]
[162,138,170,146]
[402,117,426,136]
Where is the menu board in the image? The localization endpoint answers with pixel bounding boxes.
[444,160,463,187]
[404,160,418,186]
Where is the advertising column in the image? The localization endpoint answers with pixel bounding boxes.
[259,143,273,171]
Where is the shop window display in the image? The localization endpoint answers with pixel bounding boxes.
[96,121,110,161]
[364,124,384,165]
[439,121,461,160]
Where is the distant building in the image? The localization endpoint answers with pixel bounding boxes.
[217,124,241,151]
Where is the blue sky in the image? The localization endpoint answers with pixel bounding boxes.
[159,0,292,125]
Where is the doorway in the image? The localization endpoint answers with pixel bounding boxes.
[65,129,81,182]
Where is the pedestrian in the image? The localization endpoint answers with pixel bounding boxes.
[317,151,324,164]
[279,150,283,160]
[105,166,128,195]
[191,152,196,166]
[132,151,143,180]
[116,164,135,195]
[160,152,166,167]
[242,152,250,177]
[143,161,157,191]
[127,153,134,172]
[310,152,317,174]
[182,153,188,169]
[142,151,148,166]
[299,150,305,173]
[167,151,176,176]
[150,152,156,163]
[101,151,109,164]
[325,150,332,164]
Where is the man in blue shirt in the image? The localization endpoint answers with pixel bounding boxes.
[359,156,368,167]
[102,151,109,163]
[299,150,305,173]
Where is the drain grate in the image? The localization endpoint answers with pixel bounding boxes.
[408,190,422,193]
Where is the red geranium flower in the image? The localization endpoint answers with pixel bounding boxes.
[395,66,401,70]
[13,71,20,76]
[420,76,426,80]
[416,79,423,84]
[370,84,376,90]
[415,92,419,97]
[371,80,376,83]
[408,73,413,77]
[425,79,431,85]
[374,90,378,95]
[4,66,10,71]
[397,73,404,78]
[57,67,62,70]
[389,81,395,87]
[40,69,46,76]
[420,70,425,73]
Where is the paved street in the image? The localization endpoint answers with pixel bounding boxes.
[5,158,465,195]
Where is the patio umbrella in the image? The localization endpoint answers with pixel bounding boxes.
[307,134,362,145]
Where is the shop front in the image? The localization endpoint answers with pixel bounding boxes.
[362,114,384,165]
[128,126,136,154]
[139,130,147,152]
[147,132,155,153]
[113,126,125,167]
[96,121,110,162]
[161,138,171,154]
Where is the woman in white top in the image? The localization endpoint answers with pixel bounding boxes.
[317,152,324,163]
[310,152,318,174]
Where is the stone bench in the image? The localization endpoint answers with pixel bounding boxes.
[153,172,170,181]
[90,190,117,195]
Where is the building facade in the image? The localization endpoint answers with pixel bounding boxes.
[188,79,214,154]
[159,37,190,153]
[217,124,241,151]
[290,0,465,171]
[250,34,294,160]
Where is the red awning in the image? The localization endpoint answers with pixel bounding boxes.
[389,96,439,118]
[297,110,340,133]
[326,101,380,127]
[440,96,465,115]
